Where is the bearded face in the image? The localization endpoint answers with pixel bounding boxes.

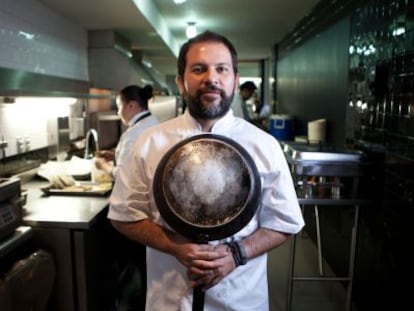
[176,41,239,120]
[183,83,235,120]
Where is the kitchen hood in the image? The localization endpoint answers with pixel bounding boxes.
[132,51,171,92]
[0,67,90,99]
[0,30,171,100]
[88,30,170,93]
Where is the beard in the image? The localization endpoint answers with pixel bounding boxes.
[183,84,234,120]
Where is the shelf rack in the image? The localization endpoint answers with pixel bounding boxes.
[282,142,367,311]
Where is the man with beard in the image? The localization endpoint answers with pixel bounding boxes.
[108,31,304,311]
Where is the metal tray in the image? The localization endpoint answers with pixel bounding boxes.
[282,142,363,163]
[41,181,112,197]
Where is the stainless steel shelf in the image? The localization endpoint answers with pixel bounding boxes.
[298,198,371,206]
[282,141,366,311]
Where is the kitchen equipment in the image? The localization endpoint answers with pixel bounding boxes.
[84,128,99,159]
[153,134,261,311]
[281,141,366,311]
[41,181,112,197]
[282,141,363,177]
[148,95,179,122]
[89,111,121,151]
[1,249,55,311]
[47,116,71,161]
[307,119,326,144]
[269,114,294,141]
[0,178,24,241]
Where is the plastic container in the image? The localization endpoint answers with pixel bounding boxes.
[269,114,294,141]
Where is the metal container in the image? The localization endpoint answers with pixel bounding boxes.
[281,142,364,177]
[281,142,365,200]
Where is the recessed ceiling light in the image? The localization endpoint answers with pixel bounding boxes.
[173,0,187,4]
[186,22,197,38]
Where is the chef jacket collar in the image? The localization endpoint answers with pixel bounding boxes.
[128,110,151,127]
[182,109,235,133]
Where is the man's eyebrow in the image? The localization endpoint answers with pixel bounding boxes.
[215,61,232,65]
[189,61,231,66]
[189,62,206,67]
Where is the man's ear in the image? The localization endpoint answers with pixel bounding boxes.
[175,75,185,95]
[234,74,240,93]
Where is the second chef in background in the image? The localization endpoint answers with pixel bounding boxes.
[94,84,160,179]
[96,84,160,310]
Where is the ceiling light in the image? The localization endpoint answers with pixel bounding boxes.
[18,30,34,40]
[173,0,187,4]
[186,22,197,39]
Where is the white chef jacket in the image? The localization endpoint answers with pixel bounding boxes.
[231,93,251,121]
[108,109,304,311]
[112,111,159,179]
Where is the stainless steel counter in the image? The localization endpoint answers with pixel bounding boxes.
[18,178,111,311]
[22,180,109,230]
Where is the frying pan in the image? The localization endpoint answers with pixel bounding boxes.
[153,133,261,311]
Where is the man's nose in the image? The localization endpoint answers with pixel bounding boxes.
[203,68,220,84]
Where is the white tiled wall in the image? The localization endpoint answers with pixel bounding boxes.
[0,101,75,157]
[0,0,90,159]
[0,0,89,80]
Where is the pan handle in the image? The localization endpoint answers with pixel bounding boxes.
[192,233,209,311]
[193,287,205,311]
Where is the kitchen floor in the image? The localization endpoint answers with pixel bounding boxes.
[267,230,358,311]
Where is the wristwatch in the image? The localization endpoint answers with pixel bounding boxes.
[235,240,248,265]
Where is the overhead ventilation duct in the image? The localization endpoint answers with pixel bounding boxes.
[88,30,159,91]
[132,51,170,93]
[0,67,90,98]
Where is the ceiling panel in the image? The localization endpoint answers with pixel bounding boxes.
[37,0,320,77]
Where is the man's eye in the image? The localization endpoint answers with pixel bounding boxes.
[217,66,229,73]
[192,66,204,74]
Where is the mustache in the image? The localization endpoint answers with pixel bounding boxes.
[199,84,224,93]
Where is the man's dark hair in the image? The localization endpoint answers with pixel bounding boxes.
[240,81,257,91]
[177,30,238,76]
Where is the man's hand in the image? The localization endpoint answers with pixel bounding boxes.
[112,220,291,292]
[94,156,107,170]
[185,243,236,290]
[96,150,115,161]
[164,232,236,290]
